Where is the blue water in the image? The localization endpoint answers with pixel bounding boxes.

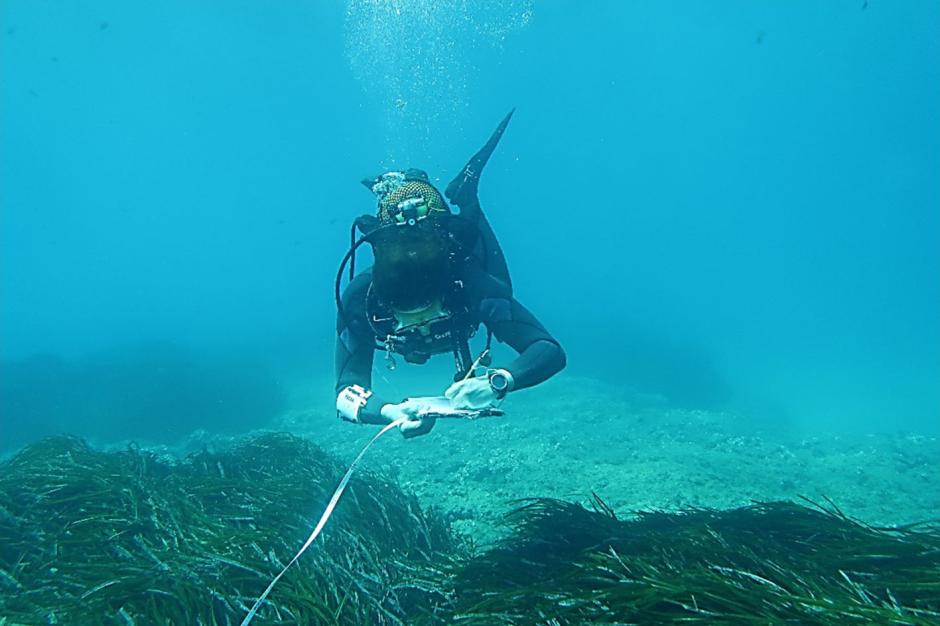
[1,0,938,449]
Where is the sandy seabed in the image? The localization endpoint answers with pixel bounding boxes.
[282,375,939,545]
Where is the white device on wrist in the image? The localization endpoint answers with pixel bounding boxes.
[336,385,372,423]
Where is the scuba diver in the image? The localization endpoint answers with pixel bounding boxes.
[334,111,566,438]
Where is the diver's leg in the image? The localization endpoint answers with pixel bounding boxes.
[445,109,514,212]
[446,110,516,290]
[472,202,512,291]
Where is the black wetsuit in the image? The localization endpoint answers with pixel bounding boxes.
[335,262,566,424]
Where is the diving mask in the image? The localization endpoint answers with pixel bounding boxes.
[393,300,450,332]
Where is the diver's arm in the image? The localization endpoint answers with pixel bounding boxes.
[334,336,389,425]
[334,275,439,435]
[484,298,566,391]
[334,275,389,424]
[445,296,563,410]
[335,333,439,433]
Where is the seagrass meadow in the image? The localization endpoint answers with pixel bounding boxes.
[2,431,939,625]
[0,434,457,624]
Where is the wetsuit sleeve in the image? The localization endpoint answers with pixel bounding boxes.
[335,273,388,423]
[479,292,566,391]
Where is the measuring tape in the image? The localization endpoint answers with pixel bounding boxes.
[239,417,407,625]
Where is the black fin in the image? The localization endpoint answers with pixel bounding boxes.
[445,109,515,208]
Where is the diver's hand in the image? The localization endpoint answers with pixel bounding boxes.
[381,398,437,438]
[398,415,436,438]
[445,376,498,410]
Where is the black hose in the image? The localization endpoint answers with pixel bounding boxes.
[335,234,373,333]
[348,222,358,282]
[335,223,400,333]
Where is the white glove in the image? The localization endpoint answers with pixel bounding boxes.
[444,375,499,410]
[381,397,438,438]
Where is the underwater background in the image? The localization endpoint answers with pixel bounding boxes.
[1,1,939,623]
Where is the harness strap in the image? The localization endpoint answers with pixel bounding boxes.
[452,328,474,381]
